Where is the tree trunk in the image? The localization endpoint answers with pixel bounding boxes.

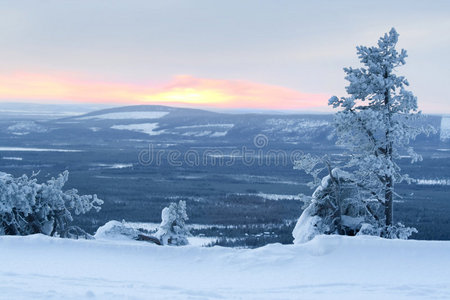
[385,176,393,226]
[383,70,394,227]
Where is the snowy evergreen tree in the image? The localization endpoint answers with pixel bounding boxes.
[328,28,433,229]
[155,200,190,246]
[294,29,431,242]
[0,171,103,238]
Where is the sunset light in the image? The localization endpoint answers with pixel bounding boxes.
[143,88,230,105]
[0,73,328,110]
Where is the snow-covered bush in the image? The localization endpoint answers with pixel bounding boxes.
[95,220,162,245]
[0,171,103,238]
[293,167,380,243]
[94,220,141,240]
[384,223,418,240]
[356,223,382,237]
[155,200,190,246]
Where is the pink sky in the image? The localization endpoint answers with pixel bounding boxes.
[0,2,448,113]
[0,72,330,111]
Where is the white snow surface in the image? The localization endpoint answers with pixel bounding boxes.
[236,192,302,201]
[0,147,82,152]
[6,121,47,135]
[182,130,212,137]
[181,130,229,137]
[0,234,449,300]
[2,156,23,161]
[175,124,234,129]
[78,111,169,120]
[174,124,233,137]
[210,131,228,137]
[415,179,450,186]
[111,123,163,136]
[91,163,133,169]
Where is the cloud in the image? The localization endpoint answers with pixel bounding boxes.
[0,72,329,110]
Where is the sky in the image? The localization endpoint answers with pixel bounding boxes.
[0,1,449,113]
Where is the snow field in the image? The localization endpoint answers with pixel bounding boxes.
[0,234,449,299]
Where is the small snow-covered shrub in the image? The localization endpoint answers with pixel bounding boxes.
[155,200,190,246]
[0,171,103,238]
[356,223,382,237]
[94,220,141,240]
[293,168,375,243]
[384,223,418,240]
[95,220,162,245]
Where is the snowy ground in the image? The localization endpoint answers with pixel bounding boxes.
[0,235,449,300]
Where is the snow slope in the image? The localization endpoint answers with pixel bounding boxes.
[0,235,449,300]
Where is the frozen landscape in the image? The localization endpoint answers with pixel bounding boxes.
[1,2,450,300]
[0,234,449,300]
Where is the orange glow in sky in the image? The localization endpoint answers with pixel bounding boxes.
[0,72,329,110]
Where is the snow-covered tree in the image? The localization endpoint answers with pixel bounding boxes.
[328,28,433,229]
[155,200,190,246]
[0,171,103,238]
[293,28,431,242]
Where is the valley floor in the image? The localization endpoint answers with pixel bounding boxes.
[0,234,449,299]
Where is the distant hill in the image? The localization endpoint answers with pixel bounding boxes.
[0,104,446,151]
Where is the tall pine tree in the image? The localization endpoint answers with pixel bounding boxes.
[329,28,433,228]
